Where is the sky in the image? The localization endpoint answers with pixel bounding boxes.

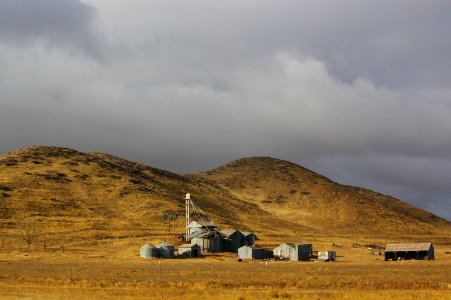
[1,0,450,220]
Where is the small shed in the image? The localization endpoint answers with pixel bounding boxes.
[273,243,312,261]
[238,246,272,260]
[140,243,158,258]
[189,230,223,253]
[220,230,246,252]
[155,241,175,258]
[241,231,259,246]
[178,244,201,257]
[318,251,336,261]
[384,243,434,261]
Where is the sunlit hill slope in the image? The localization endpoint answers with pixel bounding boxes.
[0,146,449,251]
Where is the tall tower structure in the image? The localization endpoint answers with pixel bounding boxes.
[185,193,191,241]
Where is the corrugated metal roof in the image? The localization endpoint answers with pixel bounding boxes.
[186,231,206,239]
[156,241,174,248]
[187,230,217,239]
[385,243,432,252]
[178,244,199,249]
[140,243,156,249]
[186,221,216,228]
[274,243,296,249]
[242,232,259,240]
[219,230,238,237]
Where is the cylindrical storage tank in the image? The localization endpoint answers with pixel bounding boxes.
[140,243,157,258]
[156,241,175,258]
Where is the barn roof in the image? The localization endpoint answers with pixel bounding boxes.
[241,231,259,239]
[275,242,296,249]
[219,229,244,238]
[385,243,432,252]
[220,229,236,236]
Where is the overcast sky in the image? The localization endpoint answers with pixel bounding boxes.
[1,0,450,220]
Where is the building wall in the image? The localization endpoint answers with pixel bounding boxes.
[296,244,312,261]
[238,246,252,259]
[253,248,272,259]
[158,246,175,258]
[192,237,209,251]
[385,248,434,261]
[244,234,256,246]
[178,247,192,257]
[274,244,311,261]
[273,244,292,259]
[224,232,246,252]
[179,246,201,257]
[140,246,158,258]
[192,237,222,252]
[428,246,435,260]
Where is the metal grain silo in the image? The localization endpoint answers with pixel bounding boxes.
[156,241,175,258]
[140,243,158,258]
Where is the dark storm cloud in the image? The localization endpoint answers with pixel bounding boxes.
[0,0,450,219]
[0,0,102,58]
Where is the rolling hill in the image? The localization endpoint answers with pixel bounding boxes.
[0,146,449,251]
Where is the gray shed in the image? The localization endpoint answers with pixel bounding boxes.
[384,243,434,261]
[155,241,175,258]
[273,243,312,261]
[220,230,246,252]
[178,244,201,257]
[241,231,259,246]
[189,230,223,253]
[140,243,158,258]
[238,246,272,260]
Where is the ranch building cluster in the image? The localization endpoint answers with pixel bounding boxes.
[139,194,434,261]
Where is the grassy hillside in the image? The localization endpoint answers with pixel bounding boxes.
[195,157,450,238]
[0,147,449,252]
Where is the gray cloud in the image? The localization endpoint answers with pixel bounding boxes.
[0,0,102,58]
[0,0,450,220]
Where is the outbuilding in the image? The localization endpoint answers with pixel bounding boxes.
[241,231,259,246]
[140,243,158,258]
[220,230,246,252]
[178,244,201,257]
[384,243,434,261]
[238,246,272,260]
[189,230,223,253]
[318,251,336,261]
[155,241,175,258]
[273,243,312,261]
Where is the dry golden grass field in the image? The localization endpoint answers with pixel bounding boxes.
[0,245,450,300]
[1,146,450,299]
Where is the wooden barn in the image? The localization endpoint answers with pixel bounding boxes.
[384,243,434,261]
